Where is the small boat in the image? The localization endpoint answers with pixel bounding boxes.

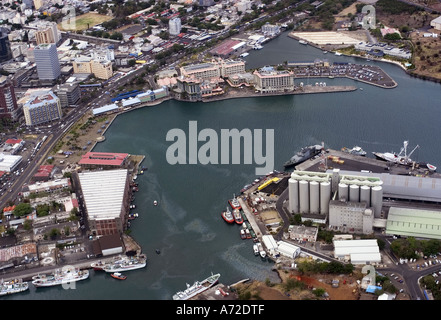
[323,50,328,54]
[228,194,242,210]
[221,207,234,224]
[153,200,158,206]
[245,229,252,239]
[427,163,437,172]
[239,52,249,57]
[299,40,307,45]
[240,229,247,240]
[111,272,127,280]
[253,244,259,256]
[256,242,266,259]
[128,213,138,220]
[341,146,366,156]
[335,51,342,56]
[233,209,243,225]
[155,249,161,254]
[0,279,29,296]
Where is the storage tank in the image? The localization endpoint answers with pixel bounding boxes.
[349,184,360,202]
[338,183,348,201]
[320,181,331,215]
[309,181,320,214]
[371,186,383,218]
[288,178,299,213]
[299,180,309,213]
[360,185,371,207]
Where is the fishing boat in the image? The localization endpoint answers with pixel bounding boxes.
[373,141,419,166]
[172,273,220,300]
[240,229,246,239]
[341,146,366,156]
[233,209,243,225]
[111,272,127,280]
[256,242,266,259]
[228,194,242,210]
[0,279,29,296]
[32,268,89,288]
[221,207,234,224]
[103,254,147,273]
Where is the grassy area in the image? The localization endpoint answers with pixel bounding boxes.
[58,12,113,31]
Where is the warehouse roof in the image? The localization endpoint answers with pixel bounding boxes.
[78,152,129,166]
[78,169,128,221]
[386,207,441,239]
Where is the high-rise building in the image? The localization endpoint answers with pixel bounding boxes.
[0,76,19,120]
[169,17,181,36]
[53,81,81,107]
[34,43,61,82]
[23,90,62,126]
[0,29,12,63]
[35,22,60,45]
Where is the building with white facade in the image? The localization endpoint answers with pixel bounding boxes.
[23,90,62,126]
[333,239,381,265]
[169,17,182,36]
[253,66,295,93]
[329,200,374,234]
[0,153,22,172]
[34,43,60,81]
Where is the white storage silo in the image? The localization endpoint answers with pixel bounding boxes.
[338,183,348,201]
[371,186,383,218]
[309,181,320,214]
[349,184,360,202]
[289,178,299,213]
[299,180,309,214]
[320,181,331,215]
[360,185,371,207]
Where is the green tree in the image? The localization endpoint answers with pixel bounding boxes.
[13,203,32,217]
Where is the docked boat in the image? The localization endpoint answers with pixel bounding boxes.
[341,146,366,156]
[373,141,419,166]
[427,163,437,172]
[228,194,242,210]
[111,272,127,280]
[245,229,251,239]
[256,242,266,259]
[128,213,138,220]
[0,279,29,296]
[240,229,246,239]
[103,254,147,273]
[32,268,89,288]
[284,144,324,168]
[240,184,252,193]
[253,44,263,50]
[233,209,243,225]
[299,40,307,45]
[239,52,249,58]
[335,51,342,56]
[172,273,220,300]
[221,207,234,224]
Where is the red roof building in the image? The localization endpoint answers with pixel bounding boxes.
[78,152,129,168]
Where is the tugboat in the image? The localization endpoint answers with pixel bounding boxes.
[221,207,235,224]
[284,144,324,168]
[228,194,242,210]
[233,209,243,225]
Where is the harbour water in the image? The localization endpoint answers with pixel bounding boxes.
[8,31,441,300]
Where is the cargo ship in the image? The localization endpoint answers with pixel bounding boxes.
[172,273,220,300]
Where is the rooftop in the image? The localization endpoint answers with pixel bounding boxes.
[78,152,129,166]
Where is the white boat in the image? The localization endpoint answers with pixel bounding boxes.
[0,279,29,296]
[239,52,249,57]
[32,268,89,288]
[253,44,263,50]
[256,242,266,259]
[335,51,342,56]
[341,146,366,156]
[427,163,437,172]
[172,273,220,300]
[153,200,158,206]
[299,40,307,45]
[373,141,419,166]
[103,254,147,273]
[253,244,259,256]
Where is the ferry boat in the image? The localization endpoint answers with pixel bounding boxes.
[228,194,242,210]
[221,207,234,224]
[172,273,221,300]
[0,279,29,296]
[373,141,419,166]
[341,146,367,156]
[233,209,243,225]
[284,144,324,168]
[32,268,89,288]
[111,272,127,280]
[103,254,147,273]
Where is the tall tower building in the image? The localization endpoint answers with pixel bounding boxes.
[169,17,182,36]
[0,76,18,120]
[34,43,61,82]
[0,29,12,63]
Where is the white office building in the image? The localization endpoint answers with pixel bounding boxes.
[34,43,60,81]
[169,17,182,36]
